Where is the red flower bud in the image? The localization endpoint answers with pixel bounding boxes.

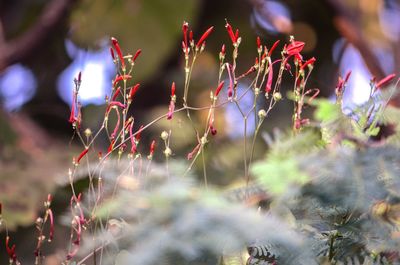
[256,36,261,49]
[111,37,125,68]
[376,73,396,89]
[135,125,144,142]
[129,83,141,100]
[6,236,17,262]
[149,140,156,156]
[221,44,226,56]
[268,40,281,57]
[189,30,193,43]
[113,74,132,87]
[171,82,176,97]
[215,81,225,97]
[48,208,54,241]
[196,26,214,48]
[225,21,237,44]
[300,57,316,70]
[47,194,53,203]
[110,47,115,60]
[112,87,121,101]
[286,41,305,56]
[133,49,142,63]
[235,29,240,41]
[167,100,175,120]
[344,70,352,83]
[182,21,189,47]
[265,64,273,94]
[76,148,89,164]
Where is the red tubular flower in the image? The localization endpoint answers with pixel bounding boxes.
[77,71,82,84]
[344,70,352,83]
[106,101,126,114]
[135,125,144,142]
[265,63,274,94]
[226,64,233,99]
[268,40,280,57]
[187,143,200,160]
[376,73,396,89]
[215,81,225,97]
[107,139,115,154]
[221,44,226,56]
[133,49,142,63]
[182,21,189,49]
[189,30,193,43]
[111,37,125,69]
[110,48,115,60]
[225,21,237,44]
[300,57,316,70]
[6,236,17,262]
[129,123,137,154]
[129,83,141,101]
[124,117,134,130]
[171,82,176,97]
[167,100,175,120]
[47,194,53,204]
[112,87,121,101]
[256,36,261,49]
[235,29,240,41]
[286,41,305,56]
[76,148,89,164]
[69,91,77,124]
[113,74,132,87]
[196,26,214,48]
[238,66,256,80]
[265,59,282,94]
[149,140,156,157]
[48,208,54,242]
[336,77,344,95]
[110,108,121,139]
[167,82,176,120]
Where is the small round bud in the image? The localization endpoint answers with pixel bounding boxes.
[258,109,267,119]
[84,128,92,137]
[164,147,172,157]
[254,87,260,95]
[273,92,282,101]
[161,131,169,141]
[36,217,44,225]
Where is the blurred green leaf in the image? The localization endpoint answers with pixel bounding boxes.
[252,157,309,196]
[312,99,341,123]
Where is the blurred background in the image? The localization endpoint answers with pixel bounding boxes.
[0,0,399,263]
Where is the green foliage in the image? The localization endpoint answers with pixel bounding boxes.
[252,156,309,195]
[86,164,312,265]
